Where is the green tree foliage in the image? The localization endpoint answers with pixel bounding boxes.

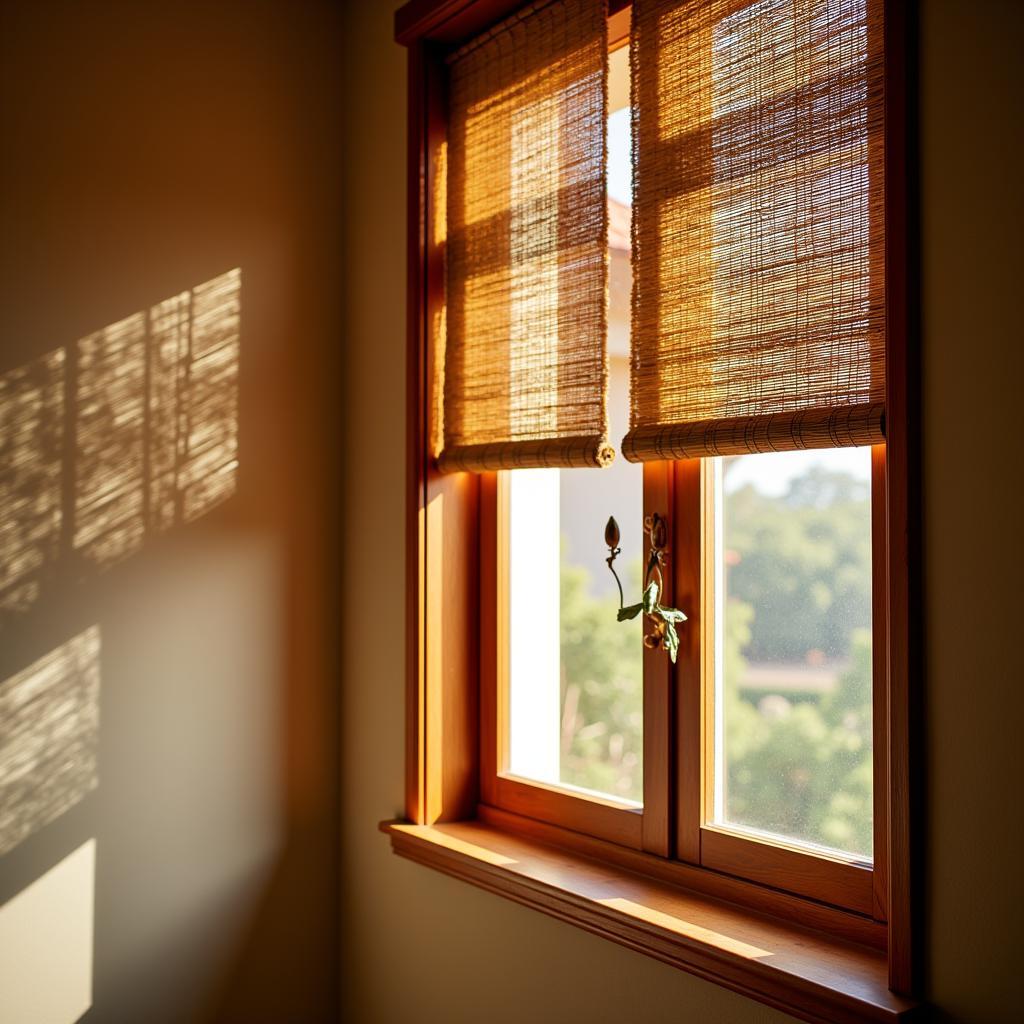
[724,466,871,663]
[722,464,873,856]
[559,560,643,803]
[722,623,874,856]
[557,461,874,857]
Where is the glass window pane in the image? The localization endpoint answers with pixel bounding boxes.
[506,447,643,803]
[506,55,643,804]
[712,447,874,860]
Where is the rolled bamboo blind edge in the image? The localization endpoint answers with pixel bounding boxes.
[438,434,615,472]
[621,403,885,462]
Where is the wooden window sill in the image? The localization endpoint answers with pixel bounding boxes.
[380,818,922,1024]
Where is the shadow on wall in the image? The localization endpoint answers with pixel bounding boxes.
[0,269,241,1024]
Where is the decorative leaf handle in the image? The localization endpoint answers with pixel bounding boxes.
[605,513,687,663]
[605,516,625,609]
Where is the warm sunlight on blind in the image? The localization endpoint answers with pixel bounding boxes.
[441,0,611,473]
[624,0,886,461]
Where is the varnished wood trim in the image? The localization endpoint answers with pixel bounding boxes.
[382,818,921,1023]
[699,458,717,837]
[493,775,643,849]
[700,826,874,918]
[396,0,523,47]
[871,444,889,923]
[673,458,703,863]
[415,41,480,825]
[477,805,886,951]
[405,42,428,824]
[882,0,915,995]
[643,462,673,856]
[396,0,633,47]
[479,472,500,806]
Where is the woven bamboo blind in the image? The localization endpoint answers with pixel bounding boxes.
[624,0,886,462]
[440,0,611,473]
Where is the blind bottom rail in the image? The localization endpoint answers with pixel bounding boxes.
[621,403,885,462]
[437,434,615,473]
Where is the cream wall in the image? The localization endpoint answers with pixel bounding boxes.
[1,2,344,1020]
[919,1,1023,1020]
[339,2,1022,1022]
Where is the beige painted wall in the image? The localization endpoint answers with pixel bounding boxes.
[918,2,1023,1020]
[339,2,1023,1023]
[1,2,344,1020]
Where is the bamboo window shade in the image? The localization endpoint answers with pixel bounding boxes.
[623,0,886,462]
[439,0,612,473]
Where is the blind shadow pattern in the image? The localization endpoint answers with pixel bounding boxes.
[625,0,885,461]
[0,627,100,857]
[441,0,611,472]
[0,269,241,626]
[0,352,65,619]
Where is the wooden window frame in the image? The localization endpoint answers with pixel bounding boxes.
[678,446,889,921]
[479,457,673,854]
[389,0,919,1018]
[481,449,885,917]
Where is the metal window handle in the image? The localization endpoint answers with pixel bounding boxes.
[604,512,686,662]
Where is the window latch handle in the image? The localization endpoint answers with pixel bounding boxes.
[604,513,686,663]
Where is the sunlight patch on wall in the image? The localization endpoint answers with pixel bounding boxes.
[0,351,64,615]
[74,314,147,566]
[149,268,241,533]
[177,268,241,523]
[0,838,95,1024]
[0,627,100,857]
[0,269,241,618]
[75,267,242,568]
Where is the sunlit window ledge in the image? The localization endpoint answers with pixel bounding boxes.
[379,817,923,1024]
